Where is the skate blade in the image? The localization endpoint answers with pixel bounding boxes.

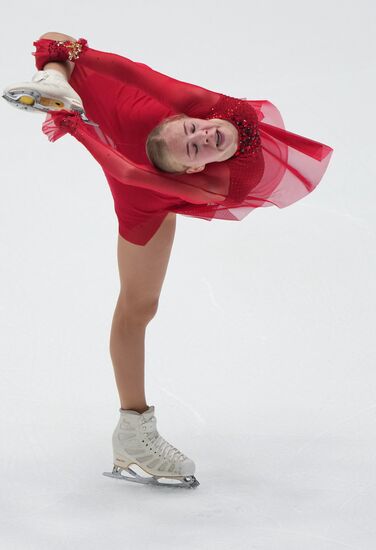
[2,91,99,127]
[103,464,200,489]
[77,111,100,127]
[2,89,66,113]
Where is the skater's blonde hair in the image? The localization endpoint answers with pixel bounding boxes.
[146,113,190,173]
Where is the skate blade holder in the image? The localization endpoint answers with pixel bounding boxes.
[75,109,99,127]
[2,90,99,127]
[103,464,200,489]
[2,89,66,113]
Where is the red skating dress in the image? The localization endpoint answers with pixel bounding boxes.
[32,38,334,245]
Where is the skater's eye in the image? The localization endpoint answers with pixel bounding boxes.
[191,124,196,133]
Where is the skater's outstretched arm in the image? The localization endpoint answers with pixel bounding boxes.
[33,38,222,115]
[43,110,229,204]
[75,44,222,115]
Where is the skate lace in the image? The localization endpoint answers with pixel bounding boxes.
[141,416,187,464]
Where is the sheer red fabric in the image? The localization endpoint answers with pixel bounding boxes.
[32,37,334,244]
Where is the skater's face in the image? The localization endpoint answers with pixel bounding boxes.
[161,116,239,173]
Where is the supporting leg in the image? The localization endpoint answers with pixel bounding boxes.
[109,213,177,413]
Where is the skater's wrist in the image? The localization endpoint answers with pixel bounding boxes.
[42,109,82,142]
[32,38,89,71]
[60,38,89,63]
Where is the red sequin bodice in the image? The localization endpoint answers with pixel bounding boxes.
[205,95,261,159]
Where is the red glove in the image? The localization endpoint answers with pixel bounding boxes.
[42,109,82,142]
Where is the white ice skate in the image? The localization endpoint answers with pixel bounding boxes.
[103,406,200,489]
[2,69,97,126]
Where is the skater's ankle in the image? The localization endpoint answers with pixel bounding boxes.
[42,62,69,80]
[120,404,149,414]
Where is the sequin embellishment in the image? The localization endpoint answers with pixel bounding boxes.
[47,38,88,62]
[205,95,261,158]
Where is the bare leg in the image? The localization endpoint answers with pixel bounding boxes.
[37,32,77,80]
[109,213,177,414]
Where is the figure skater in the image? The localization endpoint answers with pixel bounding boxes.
[2,32,334,489]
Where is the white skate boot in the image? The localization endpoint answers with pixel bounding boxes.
[2,68,83,112]
[103,406,200,488]
[2,69,97,126]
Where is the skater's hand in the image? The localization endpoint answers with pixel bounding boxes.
[42,109,82,142]
[54,110,80,133]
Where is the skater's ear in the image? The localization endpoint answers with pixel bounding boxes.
[185,164,205,174]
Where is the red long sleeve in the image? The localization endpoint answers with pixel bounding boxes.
[77,46,220,113]
[34,38,221,117]
[42,110,230,204]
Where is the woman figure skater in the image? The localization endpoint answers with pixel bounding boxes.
[2,32,333,489]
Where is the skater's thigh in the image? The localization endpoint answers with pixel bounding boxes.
[116,212,176,311]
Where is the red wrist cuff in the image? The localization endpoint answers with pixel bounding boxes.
[42,109,83,142]
[32,37,88,71]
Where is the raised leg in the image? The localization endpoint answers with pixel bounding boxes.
[109,213,177,413]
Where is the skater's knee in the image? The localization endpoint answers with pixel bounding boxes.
[114,294,159,326]
[38,32,77,42]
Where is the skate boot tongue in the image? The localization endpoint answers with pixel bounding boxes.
[118,405,156,425]
[141,406,155,420]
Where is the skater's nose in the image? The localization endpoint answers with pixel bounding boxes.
[203,127,216,147]
[190,127,216,149]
